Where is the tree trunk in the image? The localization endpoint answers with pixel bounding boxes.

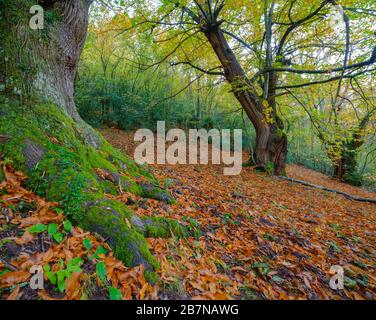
[333,144,361,186]
[204,26,287,174]
[329,113,371,185]
[0,0,181,271]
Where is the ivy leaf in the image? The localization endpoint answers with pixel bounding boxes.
[63,220,73,232]
[109,287,123,300]
[96,261,107,283]
[93,245,108,259]
[47,223,58,235]
[56,270,66,293]
[83,238,92,251]
[57,279,66,293]
[68,257,84,267]
[52,232,63,243]
[67,265,82,274]
[29,224,47,234]
[46,271,57,285]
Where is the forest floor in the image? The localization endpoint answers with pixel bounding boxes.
[0,128,375,300]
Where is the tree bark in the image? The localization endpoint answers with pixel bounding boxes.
[332,143,361,185]
[203,26,287,174]
[35,0,92,119]
[330,111,372,185]
[0,0,180,271]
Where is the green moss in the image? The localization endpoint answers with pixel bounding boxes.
[141,217,188,238]
[99,180,118,195]
[0,98,178,269]
[277,127,285,140]
[1,1,180,271]
[140,183,175,204]
[144,270,158,285]
[0,166,4,182]
[120,177,142,195]
[87,147,117,172]
[82,199,159,270]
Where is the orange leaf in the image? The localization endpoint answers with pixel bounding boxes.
[140,283,149,300]
[65,272,82,300]
[0,271,30,287]
[7,285,21,300]
[38,290,67,300]
[15,230,34,245]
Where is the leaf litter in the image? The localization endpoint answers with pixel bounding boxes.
[0,129,375,300]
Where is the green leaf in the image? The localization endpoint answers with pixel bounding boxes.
[47,223,58,235]
[83,238,92,251]
[46,271,57,285]
[56,268,67,292]
[65,258,83,276]
[57,270,66,283]
[63,220,73,232]
[29,224,47,234]
[55,207,64,214]
[58,279,66,293]
[96,262,107,283]
[43,264,51,272]
[67,257,83,268]
[109,287,123,300]
[0,269,11,277]
[344,276,357,289]
[52,232,63,243]
[67,265,82,274]
[94,245,108,259]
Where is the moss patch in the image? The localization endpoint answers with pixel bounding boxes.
[0,98,176,270]
[0,166,4,182]
[140,182,175,204]
[144,270,158,285]
[141,217,188,238]
[82,199,159,270]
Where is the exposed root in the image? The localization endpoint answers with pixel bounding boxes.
[276,176,376,204]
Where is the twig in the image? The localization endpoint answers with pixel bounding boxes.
[0,257,18,271]
[276,176,376,204]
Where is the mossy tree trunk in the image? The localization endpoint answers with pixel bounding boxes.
[325,111,373,186]
[0,0,183,272]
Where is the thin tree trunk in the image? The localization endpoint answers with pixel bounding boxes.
[204,26,287,174]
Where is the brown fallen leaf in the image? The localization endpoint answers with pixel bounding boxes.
[65,272,82,300]
[0,271,30,287]
[38,290,67,300]
[7,285,21,300]
[15,230,34,245]
[139,282,148,300]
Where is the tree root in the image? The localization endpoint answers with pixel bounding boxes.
[276,176,376,204]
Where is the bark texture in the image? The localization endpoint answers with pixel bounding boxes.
[0,0,183,272]
[204,26,287,174]
[36,0,92,119]
[38,1,102,148]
